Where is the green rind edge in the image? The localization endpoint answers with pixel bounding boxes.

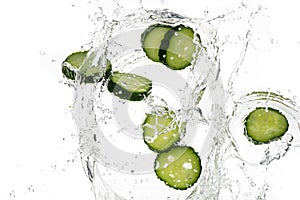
[107,72,152,101]
[154,146,202,190]
[141,24,173,63]
[244,107,289,144]
[62,50,112,83]
[160,25,199,70]
[142,114,181,152]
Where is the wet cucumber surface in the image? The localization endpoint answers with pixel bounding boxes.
[62,51,111,83]
[160,25,196,70]
[155,146,202,190]
[143,112,184,152]
[62,51,88,80]
[142,24,172,62]
[107,71,152,101]
[245,107,289,144]
[142,24,199,70]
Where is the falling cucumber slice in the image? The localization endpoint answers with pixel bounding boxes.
[160,25,197,70]
[244,107,289,144]
[62,51,112,83]
[141,24,172,62]
[107,72,152,101]
[143,112,185,152]
[155,146,202,190]
[62,51,88,80]
[141,24,200,70]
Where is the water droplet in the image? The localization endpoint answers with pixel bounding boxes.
[9,190,16,198]
[28,185,35,192]
[167,155,174,162]
[182,162,192,169]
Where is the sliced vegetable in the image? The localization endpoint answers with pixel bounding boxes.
[107,72,152,101]
[141,24,172,62]
[62,51,88,80]
[155,146,202,190]
[160,25,197,70]
[62,51,111,83]
[141,24,199,70]
[143,112,185,152]
[244,107,289,144]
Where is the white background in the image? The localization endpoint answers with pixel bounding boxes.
[0,0,300,199]
[0,0,95,199]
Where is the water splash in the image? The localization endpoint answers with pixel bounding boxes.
[66,0,300,200]
[72,5,227,199]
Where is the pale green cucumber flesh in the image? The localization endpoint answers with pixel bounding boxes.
[155,146,202,190]
[165,26,196,70]
[62,51,111,82]
[142,24,172,62]
[143,113,184,152]
[245,107,289,144]
[62,51,88,80]
[107,72,152,101]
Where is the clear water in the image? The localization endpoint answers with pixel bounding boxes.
[72,8,226,199]
[216,92,300,199]
[66,1,300,200]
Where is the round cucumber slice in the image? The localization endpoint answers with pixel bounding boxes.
[62,51,88,80]
[143,112,185,152]
[141,24,172,62]
[244,107,289,144]
[141,24,200,70]
[155,146,202,190]
[160,25,198,70]
[107,72,152,101]
[62,51,112,83]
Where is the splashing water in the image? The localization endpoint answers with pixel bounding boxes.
[73,8,225,199]
[65,0,300,200]
[201,3,300,200]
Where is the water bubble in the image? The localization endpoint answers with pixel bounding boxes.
[167,155,174,162]
[28,185,35,193]
[9,190,16,198]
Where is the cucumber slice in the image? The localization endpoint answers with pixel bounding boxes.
[141,24,199,70]
[155,146,202,190]
[244,107,289,144]
[62,51,88,80]
[141,24,172,62]
[62,51,112,83]
[143,112,185,152]
[160,25,198,70]
[107,72,152,101]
